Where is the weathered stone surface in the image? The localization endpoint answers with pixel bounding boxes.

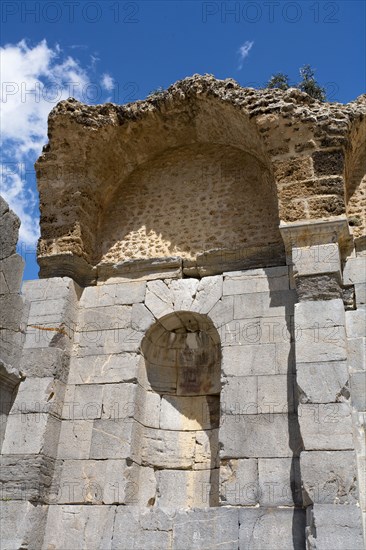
[2,412,60,456]
[156,469,219,508]
[223,266,289,295]
[173,508,239,550]
[9,376,65,417]
[0,501,48,550]
[306,504,364,550]
[112,507,172,550]
[296,326,347,363]
[57,420,93,459]
[343,257,366,285]
[68,353,139,385]
[221,376,258,415]
[258,457,302,506]
[222,343,277,376]
[347,337,366,372]
[346,308,366,338]
[0,254,24,294]
[234,290,296,319]
[297,361,349,403]
[220,458,258,505]
[0,197,20,260]
[141,427,196,468]
[43,505,116,550]
[239,507,306,550]
[160,395,219,430]
[19,347,69,382]
[0,454,55,502]
[90,418,140,460]
[220,413,302,458]
[298,402,353,450]
[191,275,223,313]
[56,459,137,504]
[295,298,345,329]
[350,371,366,410]
[301,450,358,504]
[295,273,344,301]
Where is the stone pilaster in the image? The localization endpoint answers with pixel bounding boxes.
[280,219,365,550]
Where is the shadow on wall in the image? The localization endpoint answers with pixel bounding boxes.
[266,269,306,550]
[140,311,221,508]
[97,144,283,266]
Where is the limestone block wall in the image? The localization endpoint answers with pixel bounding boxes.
[35,76,366,285]
[1,258,365,549]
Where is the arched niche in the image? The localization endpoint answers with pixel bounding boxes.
[345,120,366,246]
[140,311,221,508]
[97,143,283,276]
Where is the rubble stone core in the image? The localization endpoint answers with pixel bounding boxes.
[1,75,365,549]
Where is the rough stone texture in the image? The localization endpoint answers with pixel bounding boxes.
[35,75,365,284]
[306,504,364,550]
[2,75,366,549]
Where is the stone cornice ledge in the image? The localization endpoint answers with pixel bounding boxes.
[279,217,352,255]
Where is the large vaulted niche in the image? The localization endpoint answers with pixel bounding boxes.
[140,312,221,508]
[94,96,284,276]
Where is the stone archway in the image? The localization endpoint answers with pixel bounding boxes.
[140,311,221,508]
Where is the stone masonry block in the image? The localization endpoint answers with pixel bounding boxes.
[67,353,139,385]
[0,501,48,550]
[257,374,294,414]
[223,266,289,295]
[301,450,358,505]
[90,418,141,461]
[297,361,349,403]
[0,254,24,294]
[350,371,366,410]
[234,290,296,320]
[295,298,345,330]
[296,326,347,363]
[306,504,364,550]
[9,377,65,417]
[346,308,366,338]
[112,507,172,550]
[173,508,239,550]
[298,402,353,450]
[312,149,344,176]
[43,505,116,550]
[220,413,302,458]
[292,243,341,277]
[56,459,137,504]
[343,257,366,285]
[57,420,93,459]
[258,457,302,506]
[2,412,60,457]
[347,337,366,372]
[221,376,258,415]
[160,395,219,430]
[156,469,219,508]
[220,458,258,505]
[141,426,195,469]
[19,347,69,382]
[78,305,131,332]
[191,275,223,313]
[62,384,103,420]
[222,343,277,377]
[239,508,306,550]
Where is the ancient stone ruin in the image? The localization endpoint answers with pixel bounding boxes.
[1,75,365,549]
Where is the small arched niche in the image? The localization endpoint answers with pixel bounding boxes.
[140,311,221,508]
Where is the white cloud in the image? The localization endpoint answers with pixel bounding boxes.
[237,40,254,70]
[0,39,113,247]
[101,73,114,91]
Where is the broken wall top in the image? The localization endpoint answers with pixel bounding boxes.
[35,74,366,285]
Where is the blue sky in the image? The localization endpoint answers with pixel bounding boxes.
[1,0,365,281]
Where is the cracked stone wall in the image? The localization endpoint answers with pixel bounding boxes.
[1,75,365,550]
